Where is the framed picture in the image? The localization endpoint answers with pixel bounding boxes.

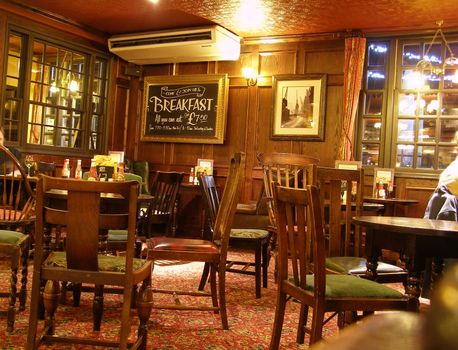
[141,74,229,144]
[196,158,214,176]
[373,167,394,198]
[108,151,125,164]
[271,74,327,141]
[335,160,362,170]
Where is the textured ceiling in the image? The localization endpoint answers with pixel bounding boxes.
[8,0,458,38]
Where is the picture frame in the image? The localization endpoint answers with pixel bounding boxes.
[335,160,362,170]
[108,151,125,164]
[271,74,327,141]
[373,167,395,198]
[141,74,229,144]
[196,158,214,176]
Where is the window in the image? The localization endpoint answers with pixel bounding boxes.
[2,29,109,155]
[360,42,389,167]
[358,34,458,173]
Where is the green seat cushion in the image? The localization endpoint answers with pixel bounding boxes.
[0,229,26,244]
[299,274,404,298]
[44,251,147,272]
[107,229,128,241]
[230,228,269,239]
[326,256,405,274]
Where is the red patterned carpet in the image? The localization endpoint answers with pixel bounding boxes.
[0,251,416,349]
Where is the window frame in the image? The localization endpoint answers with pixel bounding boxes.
[357,33,458,178]
[1,24,110,157]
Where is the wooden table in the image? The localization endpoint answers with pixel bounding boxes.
[363,197,419,216]
[310,312,424,350]
[353,215,458,309]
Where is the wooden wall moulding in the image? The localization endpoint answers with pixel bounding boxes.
[141,74,229,144]
[270,74,327,141]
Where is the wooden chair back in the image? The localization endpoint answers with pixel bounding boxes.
[213,152,246,259]
[36,176,138,271]
[36,161,56,177]
[142,171,184,236]
[257,152,318,232]
[273,184,325,299]
[316,166,364,257]
[0,145,35,225]
[198,175,220,237]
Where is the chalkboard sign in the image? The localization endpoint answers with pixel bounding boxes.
[141,74,229,144]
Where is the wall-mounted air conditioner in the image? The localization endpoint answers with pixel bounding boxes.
[108,25,240,65]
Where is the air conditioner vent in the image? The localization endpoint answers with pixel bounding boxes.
[110,31,213,49]
[108,25,240,64]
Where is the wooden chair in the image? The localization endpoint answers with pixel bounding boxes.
[132,160,150,195]
[147,152,245,329]
[269,184,413,348]
[35,161,56,177]
[26,176,153,349]
[257,152,319,279]
[138,171,184,237]
[0,145,34,332]
[197,175,270,298]
[316,166,407,283]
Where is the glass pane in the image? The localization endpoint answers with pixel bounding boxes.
[28,123,42,145]
[94,59,106,78]
[367,70,385,90]
[32,41,44,62]
[8,34,22,56]
[4,99,19,120]
[44,45,58,66]
[444,69,458,89]
[365,93,383,114]
[424,43,442,65]
[72,52,85,73]
[7,56,21,78]
[92,96,101,114]
[440,119,458,142]
[419,93,439,115]
[368,43,387,66]
[442,93,458,115]
[29,83,42,102]
[362,118,381,141]
[447,42,458,58]
[402,43,421,66]
[399,93,417,116]
[31,62,43,82]
[396,144,414,168]
[417,145,435,169]
[361,144,379,166]
[89,132,98,150]
[424,71,440,90]
[401,69,424,90]
[93,78,102,96]
[438,146,457,169]
[398,119,415,141]
[59,48,71,69]
[6,77,19,90]
[418,119,436,142]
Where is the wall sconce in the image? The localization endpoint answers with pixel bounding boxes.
[242,67,258,86]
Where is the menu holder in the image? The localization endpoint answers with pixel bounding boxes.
[373,167,394,198]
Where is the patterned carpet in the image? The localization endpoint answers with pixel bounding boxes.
[0,251,415,349]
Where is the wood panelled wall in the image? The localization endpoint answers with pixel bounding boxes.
[0,4,437,218]
[112,39,346,204]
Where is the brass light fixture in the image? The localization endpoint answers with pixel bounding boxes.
[242,67,258,86]
[413,20,458,89]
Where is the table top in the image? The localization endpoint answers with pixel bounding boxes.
[353,215,458,237]
[45,188,153,202]
[310,312,424,350]
[363,197,419,205]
